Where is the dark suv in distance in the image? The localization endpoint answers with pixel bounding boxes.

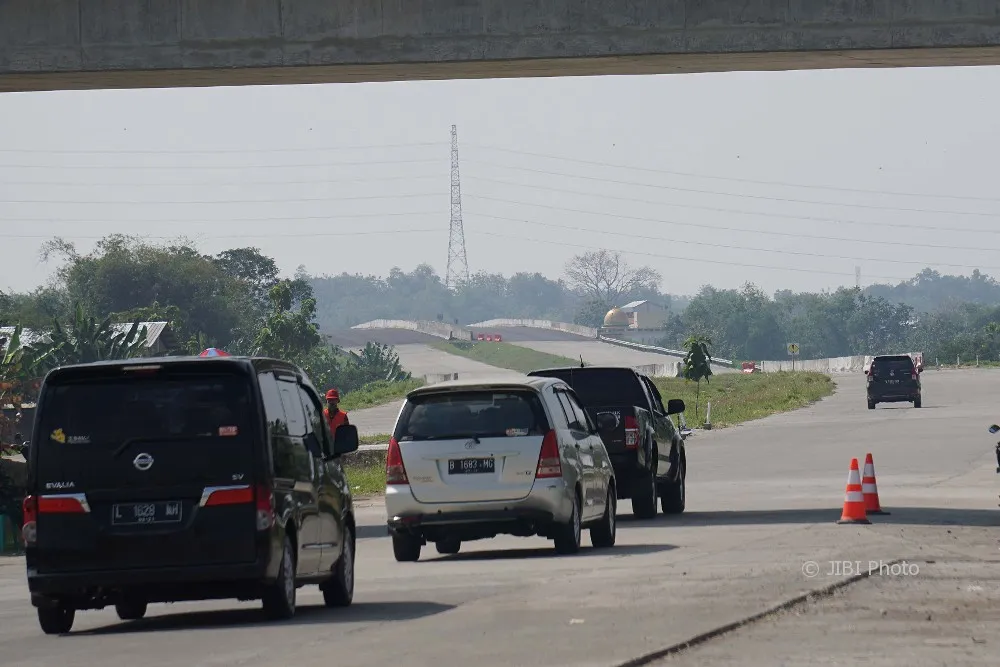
[22,356,359,635]
[866,354,922,409]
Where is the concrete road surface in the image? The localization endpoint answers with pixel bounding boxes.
[2,369,997,666]
[324,329,443,347]
[468,326,593,342]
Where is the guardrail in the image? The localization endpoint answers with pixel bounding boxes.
[598,336,735,367]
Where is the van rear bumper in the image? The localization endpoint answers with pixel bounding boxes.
[28,561,269,609]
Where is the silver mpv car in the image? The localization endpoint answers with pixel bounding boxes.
[384,377,617,560]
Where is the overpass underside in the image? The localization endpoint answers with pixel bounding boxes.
[5,47,1000,93]
[3,0,1000,94]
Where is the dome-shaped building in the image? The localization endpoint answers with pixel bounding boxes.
[603,307,629,329]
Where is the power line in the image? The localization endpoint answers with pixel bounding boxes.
[0,173,441,187]
[0,210,443,225]
[0,158,443,171]
[463,172,1000,234]
[462,199,997,253]
[464,143,1000,204]
[463,212,1000,272]
[0,228,442,240]
[461,159,1000,219]
[0,141,448,155]
[468,229,913,283]
[0,192,443,205]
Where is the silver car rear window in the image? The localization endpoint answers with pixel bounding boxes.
[395,390,549,441]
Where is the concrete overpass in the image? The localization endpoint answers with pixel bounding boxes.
[3,1,1000,93]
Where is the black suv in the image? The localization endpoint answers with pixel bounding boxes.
[528,366,686,519]
[866,355,922,409]
[22,356,359,635]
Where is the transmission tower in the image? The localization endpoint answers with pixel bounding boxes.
[445,124,470,290]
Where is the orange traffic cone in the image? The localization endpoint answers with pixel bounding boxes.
[837,458,871,524]
[862,453,889,515]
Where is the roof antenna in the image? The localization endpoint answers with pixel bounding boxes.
[580,355,585,368]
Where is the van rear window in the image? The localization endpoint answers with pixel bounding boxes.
[872,358,914,375]
[395,390,548,441]
[37,374,253,447]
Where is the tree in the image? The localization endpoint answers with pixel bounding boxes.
[346,342,411,385]
[682,334,713,417]
[249,281,322,359]
[564,250,662,307]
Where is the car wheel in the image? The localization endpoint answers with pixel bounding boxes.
[590,487,617,548]
[322,527,355,608]
[867,399,876,410]
[435,538,461,555]
[553,490,582,555]
[115,600,148,621]
[262,534,296,620]
[632,454,658,519]
[660,461,686,515]
[37,605,75,635]
[914,396,922,408]
[392,532,422,562]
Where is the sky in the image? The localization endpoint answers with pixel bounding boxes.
[1,64,999,298]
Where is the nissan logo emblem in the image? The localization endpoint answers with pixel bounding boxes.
[133,453,154,471]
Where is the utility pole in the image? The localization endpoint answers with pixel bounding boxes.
[855,266,861,289]
[445,124,470,290]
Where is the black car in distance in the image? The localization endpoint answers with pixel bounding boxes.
[865,354,922,409]
[22,356,359,634]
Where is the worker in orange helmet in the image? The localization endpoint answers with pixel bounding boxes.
[324,388,349,435]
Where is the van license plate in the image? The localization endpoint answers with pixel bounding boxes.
[112,501,183,526]
[448,458,495,474]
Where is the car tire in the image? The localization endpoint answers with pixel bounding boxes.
[632,451,658,520]
[392,532,422,562]
[660,461,686,515]
[435,538,461,555]
[867,399,876,410]
[322,527,355,608]
[115,600,148,621]
[37,605,75,635]
[914,396,922,408]
[261,534,296,620]
[553,489,582,555]
[590,487,617,548]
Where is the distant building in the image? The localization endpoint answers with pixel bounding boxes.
[619,300,668,330]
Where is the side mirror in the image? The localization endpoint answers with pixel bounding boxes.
[989,425,999,434]
[595,413,617,431]
[666,398,685,416]
[331,424,359,458]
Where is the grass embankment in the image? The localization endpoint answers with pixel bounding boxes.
[338,378,424,411]
[431,340,578,374]
[342,449,387,496]
[653,371,835,429]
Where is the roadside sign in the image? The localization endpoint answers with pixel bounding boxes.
[787,343,800,357]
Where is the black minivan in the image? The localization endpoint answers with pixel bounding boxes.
[866,354,922,409]
[22,356,359,634]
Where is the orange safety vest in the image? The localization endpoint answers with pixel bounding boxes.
[324,407,349,433]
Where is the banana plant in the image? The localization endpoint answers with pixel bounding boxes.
[26,303,149,374]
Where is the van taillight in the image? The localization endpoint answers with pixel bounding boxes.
[624,415,639,449]
[535,430,562,478]
[911,371,918,380]
[203,485,254,507]
[252,484,274,531]
[22,495,37,547]
[386,437,409,485]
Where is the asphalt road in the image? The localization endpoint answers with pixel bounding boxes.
[2,370,997,666]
